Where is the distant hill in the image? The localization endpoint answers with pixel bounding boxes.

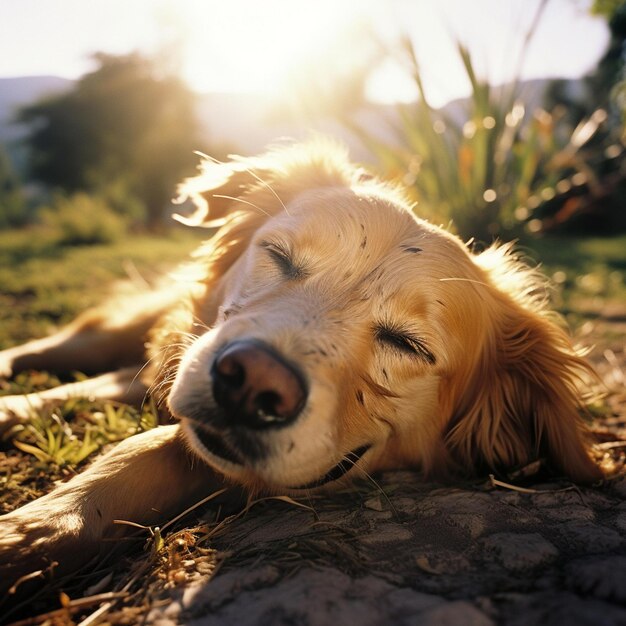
[0,76,73,142]
[0,74,581,173]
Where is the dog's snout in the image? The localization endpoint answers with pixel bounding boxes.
[211,340,307,428]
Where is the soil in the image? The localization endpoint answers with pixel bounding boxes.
[146,472,626,626]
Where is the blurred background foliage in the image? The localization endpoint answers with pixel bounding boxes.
[339,0,626,241]
[16,53,199,227]
[0,1,623,245]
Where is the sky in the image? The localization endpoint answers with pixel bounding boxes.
[0,0,611,108]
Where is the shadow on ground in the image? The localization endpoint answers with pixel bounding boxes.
[147,472,626,626]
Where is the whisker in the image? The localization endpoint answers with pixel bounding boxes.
[439,277,490,287]
[143,335,197,406]
[212,194,271,218]
[194,150,216,162]
[233,160,290,216]
[351,464,399,519]
[190,314,212,334]
[198,151,288,216]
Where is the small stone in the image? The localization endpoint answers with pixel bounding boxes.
[560,522,622,552]
[364,496,385,511]
[566,556,626,602]
[481,532,558,571]
[415,551,472,575]
[447,513,486,538]
[360,524,412,544]
[418,601,494,626]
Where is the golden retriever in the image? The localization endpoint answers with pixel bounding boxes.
[0,140,602,593]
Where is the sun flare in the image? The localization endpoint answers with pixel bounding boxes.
[167,0,361,96]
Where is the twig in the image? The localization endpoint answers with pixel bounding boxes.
[489,474,539,493]
[160,487,229,533]
[596,441,626,451]
[7,592,127,626]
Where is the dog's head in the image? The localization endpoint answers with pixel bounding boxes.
[166,140,602,492]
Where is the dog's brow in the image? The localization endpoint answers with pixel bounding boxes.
[233,159,290,216]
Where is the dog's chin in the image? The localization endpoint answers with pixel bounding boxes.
[181,419,371,492]
[181,420,247,477]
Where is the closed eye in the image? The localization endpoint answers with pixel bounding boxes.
[375,325,436,365]
[260,240,307,280]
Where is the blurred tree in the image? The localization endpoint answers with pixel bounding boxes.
[18,53,199,225]
[547,2,625,122]
[0,143,27,228]
[588,0,626,115]
[592,0,626,20]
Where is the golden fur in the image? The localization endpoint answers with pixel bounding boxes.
[0,140,602,595]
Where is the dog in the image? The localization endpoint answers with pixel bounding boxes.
[0,140,603,594]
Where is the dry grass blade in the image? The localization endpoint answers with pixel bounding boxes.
[6,592,128,626]
[77,489,230,625]
[596,441,626,450]
[489,474,540,494]
[7,567,51,596]
[489,473,582,495]
[160,487,230,533]
[247,495,316,513]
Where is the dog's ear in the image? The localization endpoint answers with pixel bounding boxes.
[442,249,603,484]
[173,159,272,227]
[173,140,357,227]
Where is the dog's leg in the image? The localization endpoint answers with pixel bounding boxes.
[0,366,149,433]
[0,425,221,596]
[0,290,178,379]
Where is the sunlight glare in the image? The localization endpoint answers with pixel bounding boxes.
[170,0,360,95]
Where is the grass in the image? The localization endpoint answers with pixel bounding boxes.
[0,397,159,514]
[0,226,203,513]
[524,233,626,323]
[0,226,204,349]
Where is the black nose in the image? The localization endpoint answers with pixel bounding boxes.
[211,340,307,429]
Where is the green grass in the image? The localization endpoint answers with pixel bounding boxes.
[523,234,626,324]
[0,226,204,349]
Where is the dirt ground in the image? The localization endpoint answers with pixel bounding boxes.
[148,471,626,626]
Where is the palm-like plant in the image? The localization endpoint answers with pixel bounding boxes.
[345,1,612,241]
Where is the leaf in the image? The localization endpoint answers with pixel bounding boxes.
[13,439,52,463]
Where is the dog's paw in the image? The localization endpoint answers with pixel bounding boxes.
[0,395,42,436]
[0,354,12,379]
[0,507,92,598]
[0,514,55,596]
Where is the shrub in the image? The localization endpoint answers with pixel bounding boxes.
[39,192,127,245]
[345,38,613,242]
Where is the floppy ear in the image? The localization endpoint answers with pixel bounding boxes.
[442,252,603,484]
[173,159,273,227]
[173,140,357,227]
